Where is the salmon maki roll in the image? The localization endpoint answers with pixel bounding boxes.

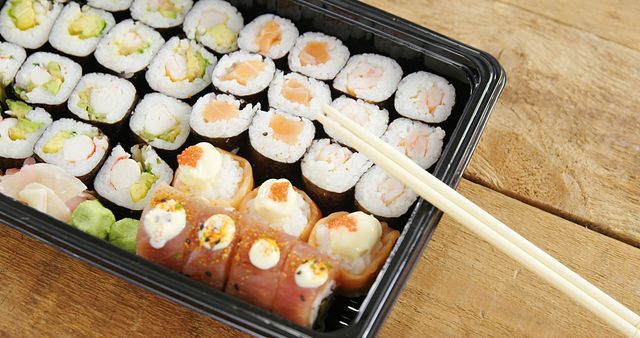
[271,242,339,328]
[237,14,299,60]
[267,71,331,120]
[211,51,275,98]
[288,32,350,81]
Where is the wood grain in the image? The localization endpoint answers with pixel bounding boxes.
[363,0,640,246]
[1,180,639,337]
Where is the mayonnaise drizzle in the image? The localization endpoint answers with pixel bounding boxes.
[249,238,280,270]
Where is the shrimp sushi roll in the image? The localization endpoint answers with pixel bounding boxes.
[48,2,116,57]
[288,32,349,81]
[301,139,371,213]
[183,0,243,54]
[0,42,26,88]
[247,109,315,185]
[0,100,52,169]
[237,14,298,61]
[94,144,173,212]
[211,51,275,99]
[271,242,339,328]
[395,71,456,123]
[308,211,399,296]
[267,71,331,120]
[189,92,258,151]
[239,178,322,241]
[382,118,445,169]
[333,54,402,103]
[130,0,193,32]
[327,96,389,146]
[354,165,418,222]
[34,118,109,182]
[129,92,191,152]
[87,0,133,13]
[173,142,254,209]
[0,0,63,49]
[94,19,165,79]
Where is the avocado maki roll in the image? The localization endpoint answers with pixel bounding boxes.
[333,54,402,103]
[0,99,52,169]
[131,0,193,30]
[48,2,116,57]
[237,14,298,61]
[129,92,191,151]
[288,32,349,81]
[267,70,331,120]
[0,41,27,88]
[212,50,275,98]
[0,0,63,49]
[183,0,243,54]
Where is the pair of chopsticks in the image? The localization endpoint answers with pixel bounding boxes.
[317,104,640,337]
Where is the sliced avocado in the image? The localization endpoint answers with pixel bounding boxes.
[68,13,107,40]
[43,78,62,95]
[156,0,179,19]
[207,23,237,50]
[139,125,181,143]
[8,119,44,141]
[42,62,64,95]
[185,49,209,81]
[47,62,63,80]
[9,0,37,31]
[129,172,158,202]
[42,130,74,154]
[14,81,37,101]
[6,100,32,119]
[77,88,106,121]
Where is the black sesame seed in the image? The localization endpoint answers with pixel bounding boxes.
[205,237,210,242]
[205,271,212,277]
[300,295,305,302]
[215,239,221,245]
[199,223,204,230]
[234,284,239,291]
[296,270,302,275]
[185,239,191,244]
[262,132,268,136]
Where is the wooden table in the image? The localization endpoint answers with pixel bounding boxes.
[1,1,639,337]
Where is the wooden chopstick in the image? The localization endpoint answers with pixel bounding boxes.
[318,104,640,337]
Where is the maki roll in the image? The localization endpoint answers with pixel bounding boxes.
[395,71,456,123]
[247,109,315,185]
[189,92,258,151]
[0,0,63,49]
[211,51,275,98]
[308,211,399,296]
[354,165,418,221]
[145,37,216,99]
[237,14,298,60]
[382,117,445,169]
[0,100,52,169]
[87,0,133,12]
[333,54,402,103]
[48,2,116,57]
[182,0,243,54]
[94,19,165,79]
[13,52,82,107]
[301,139,371,213]
[288,32,349,81]
[94,144,173,212]
[130,0,193,30]
[0,42,27,87]
[267,71,331,120]
[129,92,191,151]
[327,96,389,145]
[34,118,109,181]
[239,178,322,241]
[173,142,254,209]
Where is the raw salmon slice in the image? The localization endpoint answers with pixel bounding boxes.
[202,100,240,122]
[299,41,330,66]
[282,79,311,105]
[268,114,304,145]
[256,21,281,55]
[222,60,266,85]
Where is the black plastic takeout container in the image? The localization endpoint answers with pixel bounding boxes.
[0,0,506,336]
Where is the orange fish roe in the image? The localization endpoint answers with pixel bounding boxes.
[328,214,358,232]
[268,181,290,202]
[177,145,204,167]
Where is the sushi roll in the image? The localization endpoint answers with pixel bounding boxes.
[308,211,400,296]
[327,96,389,146]
[271,242,339,328]
[48,2,116,57]
[34,118,109,181]
[67,73,136,128]
[267,71,331,120]
[131,0,193,30]
[94,19,165,79]
[395,71,456,123]
[0,0,63,49]
[238,178,322,241]
[94,144,173,212]
[0,42,27,87]
[87,0,133,12]
[333,54,402,103]
[211,51,275,98]
[237,14,298,60]
[247,109,315,185]
[354,165,418,221]
[145,37,216,100]
[382,118,445,169]
[182,0,243,54]
[13,52,82,107]
[189,92,258,151]
[288,32,349,81]
[173,142,254,209]
[129,92,191,151]
[0,100,52,169]
[301,139,372,213]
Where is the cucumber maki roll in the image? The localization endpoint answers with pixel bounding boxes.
[0,99,52,169]
[0,42,27,88]
[48,2,116,57]
[129,92,191,151]
[182,0,243,54]
[0,0,63,49]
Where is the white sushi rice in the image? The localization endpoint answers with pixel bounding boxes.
[87,0,133,12]
[328,96,389,145]
[333,53,402,103]
[48,2,116,57]
[145,37,216,99]
[314,222,382,274]
[190,93,258,138]
[131,0,193,29]
[212,50,275,97]
[245,189,311,237]
[267,71,331,120]
[237,14,298,60]
[0,105,52,159]
[94,19,165,78]
[0,0,63,49]
[67,73,136,124]
[34,118,109,178]
[13,52,82,105]
[183,0,243,54]
[382,118,445,169]
[129,93,191,151]
[0,41,26,86]
[301,139,372,193]
[248,109,315,163]
[355,165,418,218]
[395,71,456,123]
[288,32,349,80]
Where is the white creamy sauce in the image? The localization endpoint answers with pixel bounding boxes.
[294,260,329,289]
[328,211,382,260]
[198,214,236,251]
[253,178,297,224]
[177,142,223,189]
[143,200,187,249]
[249,238,280,270]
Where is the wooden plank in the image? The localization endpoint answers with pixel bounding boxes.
[362,0,640,246]
[1,180,639,336]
